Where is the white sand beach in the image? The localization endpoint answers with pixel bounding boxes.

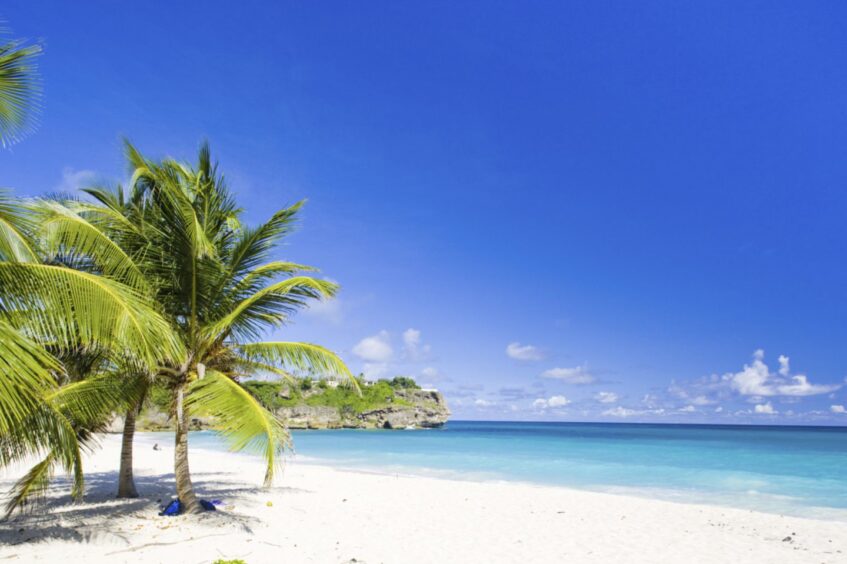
[1,433,846,564]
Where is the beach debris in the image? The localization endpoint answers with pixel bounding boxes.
[266,501,273,507]
[153,443,160,450]
[782,536,793,543]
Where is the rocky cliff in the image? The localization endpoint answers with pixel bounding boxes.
[125,387,450,432]
[278,389,451,429]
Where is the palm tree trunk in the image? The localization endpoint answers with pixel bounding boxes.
[174,384,202,513]
[116,405,139,498]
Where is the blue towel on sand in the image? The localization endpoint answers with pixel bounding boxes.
[159,499,182,516]
[158,498,220,516]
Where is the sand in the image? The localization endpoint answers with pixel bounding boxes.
[1,433,845,563]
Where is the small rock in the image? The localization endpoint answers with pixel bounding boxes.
[782,536,793,543]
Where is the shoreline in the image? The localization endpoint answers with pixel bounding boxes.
[1,434,846,563]
[136,430,847,522]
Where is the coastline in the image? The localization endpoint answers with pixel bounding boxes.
[2,433,846,563]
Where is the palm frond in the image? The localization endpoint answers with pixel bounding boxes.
[0,190,37,262]
[0,263,183,366]
[230,261,319,297]
[233,357,296,384]
[226,202,304,278]
[0,320,59,437]
[0,38,42,148]
[47,372,146,430]
[204,277,338,341]
[236,341,356,388]
[3,454,54,517]
[186,370,289,485]
[33,200,149,291]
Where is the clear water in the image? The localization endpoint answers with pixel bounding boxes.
[175,421,847,519]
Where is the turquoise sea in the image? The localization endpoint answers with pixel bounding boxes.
[181,421,847,519]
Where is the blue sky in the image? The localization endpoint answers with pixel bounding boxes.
[3,1,847,424]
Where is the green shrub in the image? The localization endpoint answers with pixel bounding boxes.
[388,375,420,389]
[240,377,412,414]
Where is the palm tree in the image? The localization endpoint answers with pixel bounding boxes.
[0,22,184,511]
[0,191,184,514]
[35,186,165,499]
[0,27,41,147]
[42,142,355,512]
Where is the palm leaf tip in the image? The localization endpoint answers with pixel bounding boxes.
[187,370,289,486]
[3,455,53,517]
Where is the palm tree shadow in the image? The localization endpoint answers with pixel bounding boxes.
[0,469,314,548]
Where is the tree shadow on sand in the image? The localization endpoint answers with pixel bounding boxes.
[0,469,314,548]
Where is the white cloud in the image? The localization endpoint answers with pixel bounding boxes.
[754,402,777,414]
[533,395,570,409]
[679,405,696,413]
[542,365,595,384]
[778,355,790,377]
[594,391,618,404]
[641,394,660,408]
[690,395,715,406]
[352,331,393,363]
[403,328,420,348]
[403,328,431,361]
[474,398,494,408]
[776,375,839,397]
[603,406,666,418]
[506,342,544,361]
[726,350,840,397]
[831,405,846,414]
[603,406,637,417]
[55,168,98,193]
[421,366,440,379]
[715,406,724,413]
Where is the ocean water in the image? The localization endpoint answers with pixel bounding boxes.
[180,421,847,519]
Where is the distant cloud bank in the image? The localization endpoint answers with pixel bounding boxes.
[506,342,544,361]
[541,365,595,384]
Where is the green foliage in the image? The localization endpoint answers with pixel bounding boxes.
[147,382,172,412]
[0,141,356,513]
[386,376,420,389]
[0,34,42,147]
[242,377,412,414]
[240,380,283,409]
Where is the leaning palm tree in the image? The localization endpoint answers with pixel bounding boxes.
[0,191,184,514]
[0,27,41,147]
[41,142,355,512]
[0,21,184,511]
[34,187,163,499]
